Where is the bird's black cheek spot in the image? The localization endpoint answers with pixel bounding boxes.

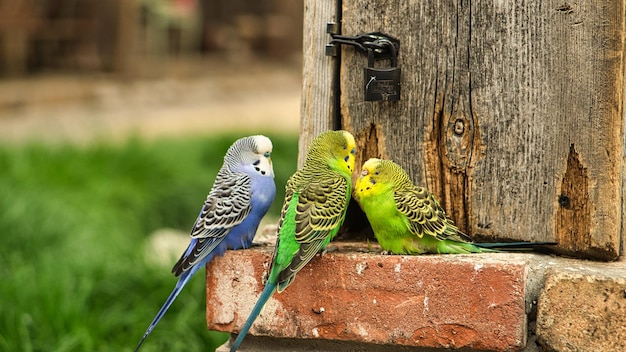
[344,156,349,162]
[255,167,261,172]
[366,187,371,190]
[261,170,266,175]
[253,160,261,166]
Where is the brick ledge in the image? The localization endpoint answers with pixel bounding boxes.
[206,243,626,352]
[207,244,553,351]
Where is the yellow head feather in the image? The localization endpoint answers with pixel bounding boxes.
[355,158,412,199]
[305,130,356,177]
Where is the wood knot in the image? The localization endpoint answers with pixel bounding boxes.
[453,119,465,136]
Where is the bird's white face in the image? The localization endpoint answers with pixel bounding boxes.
[251,135,274,177]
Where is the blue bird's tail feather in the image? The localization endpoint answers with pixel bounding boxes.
[230,282,277,352]
[475,241,557,250]
[133,269,194,352]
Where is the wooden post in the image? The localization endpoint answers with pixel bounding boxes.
[302,0,625,260]
[113,0,137,74]
[298,0,340,167]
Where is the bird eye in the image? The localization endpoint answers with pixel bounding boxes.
[263,152,270,157]
[374,170,380,175]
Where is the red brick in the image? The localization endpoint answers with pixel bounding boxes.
[207,245,528,351]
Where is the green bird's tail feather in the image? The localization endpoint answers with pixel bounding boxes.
[432,238,556,254]
[230,282,277,352]
[474,241,557,250]
[435,240,496,254]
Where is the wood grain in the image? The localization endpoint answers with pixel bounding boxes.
[299,0,339,167]
[335,0,624,259]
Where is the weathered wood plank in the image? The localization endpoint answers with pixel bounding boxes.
[471,1,624,260]
[298,0,339,167]
[623,31,626,258]
[340,0,624,259]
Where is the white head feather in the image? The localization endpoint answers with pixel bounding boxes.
[224,135,274,178]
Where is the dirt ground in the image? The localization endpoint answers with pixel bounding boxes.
[0,57,302,144]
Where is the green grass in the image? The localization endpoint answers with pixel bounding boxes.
[0,133,298,352]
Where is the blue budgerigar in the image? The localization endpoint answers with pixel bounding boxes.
[133,135,276,351]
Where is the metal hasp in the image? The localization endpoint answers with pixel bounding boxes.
[325,26,401,101]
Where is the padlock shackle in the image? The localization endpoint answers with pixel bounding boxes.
[367,50,376,67]
[378,39,398,67]
[367,39,398,67]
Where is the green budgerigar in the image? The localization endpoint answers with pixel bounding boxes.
[230,130,356,351]
[354,158,554,254]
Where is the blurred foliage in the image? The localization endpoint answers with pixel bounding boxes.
[0,133,297,352]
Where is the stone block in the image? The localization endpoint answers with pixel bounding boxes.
[536,262,626,352]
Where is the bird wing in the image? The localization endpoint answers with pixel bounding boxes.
[172,171,252,275]
[394,186,468,243]
[294,174,349,242]
[191,171,252,239]
[274,173,349,288]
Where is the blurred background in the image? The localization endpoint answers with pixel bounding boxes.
[0,0,302,75]
[0,1,302,351]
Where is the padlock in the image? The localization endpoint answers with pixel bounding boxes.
[364,45,401,101]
